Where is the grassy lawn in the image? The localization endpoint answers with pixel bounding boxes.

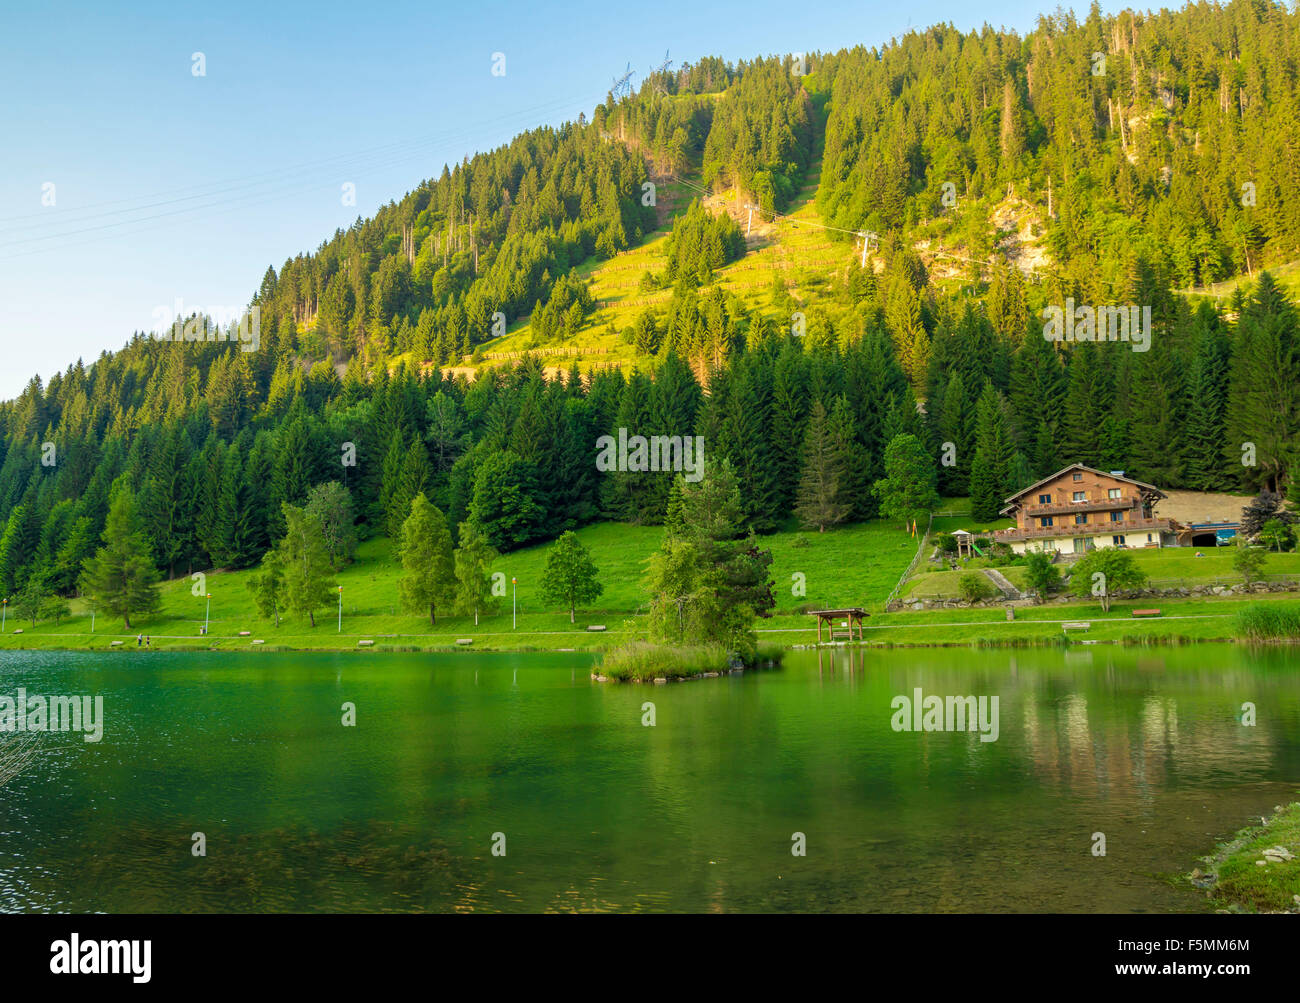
[0,519,918,652]
[1125,546,1300,584]
[760,595,1300,645]
[4,510,1297,653]
[903,543,1300,599]
[1202,798,1300,913]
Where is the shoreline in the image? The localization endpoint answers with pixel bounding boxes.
[1,631,1295,655]
[2,596,1296,654]
[1193,798,1300,913]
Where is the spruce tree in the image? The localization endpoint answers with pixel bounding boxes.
[936,371,973,496]
[969,382,1014,522]
[79,486,161,630]
[453,519,499,625]
[794,399,851,532]
[1183,325,1230,491]
[397,493,455,625]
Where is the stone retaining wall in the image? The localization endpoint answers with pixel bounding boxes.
[888,580,1297,612]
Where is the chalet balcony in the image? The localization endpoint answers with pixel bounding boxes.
[993,518,1177,544]
[1018,498,1147,517]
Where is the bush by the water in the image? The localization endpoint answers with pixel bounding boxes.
[600,642,782,681]
[1234,603,1300,641]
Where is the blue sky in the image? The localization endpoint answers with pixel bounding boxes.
[0,0,1126,399]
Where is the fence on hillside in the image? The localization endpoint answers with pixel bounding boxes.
[885,512,935,609]
[483,345,611,361]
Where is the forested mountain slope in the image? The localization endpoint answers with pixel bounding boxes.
[1,0,1298,607]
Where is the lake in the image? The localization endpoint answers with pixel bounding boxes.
[1,644,1297,912]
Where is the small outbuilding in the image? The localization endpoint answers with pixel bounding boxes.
[807,608,869,643]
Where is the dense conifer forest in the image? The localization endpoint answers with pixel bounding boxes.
[2,0,1298,607]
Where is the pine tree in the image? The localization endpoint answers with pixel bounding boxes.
[794,399,851,532]
[397,493,455,625]
[453,519,499,625]
[1183,324,1230,491]
[829,394,873,520]
[1059,344,1105,465]
[936,371,974,495]
[387,437,432,543]
[770,341,810,513]
[1225,272,1300,492]
[969,382,1015,522]
[719,354,780,532]
[79,486,161,629]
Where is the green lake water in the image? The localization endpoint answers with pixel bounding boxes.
[1,644,1298,913]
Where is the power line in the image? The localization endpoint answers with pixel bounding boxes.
[0,89,605,238]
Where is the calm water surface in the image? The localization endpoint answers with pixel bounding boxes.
[1,644,1297,912]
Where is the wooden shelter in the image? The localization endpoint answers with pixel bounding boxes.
[808,608,869,643]
[951,529,977,559]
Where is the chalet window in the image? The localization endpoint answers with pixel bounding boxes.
[1112,535,1126,546]
[1074,514,1087,525]
[1072,491,1086,502]
[1038,494,1051,504]
[1043,541,1056,552]
[1109,511,1123,522]
[1146,534,1153,543]
[1108,488,1122,499]
[1040,516,1053,527]
[1072,472,1082,481]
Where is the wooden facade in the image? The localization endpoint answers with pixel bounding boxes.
[993,464,1177,555]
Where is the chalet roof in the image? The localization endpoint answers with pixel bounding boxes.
[1000,463,1166,510]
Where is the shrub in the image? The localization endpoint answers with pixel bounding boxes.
[958,572,995,602]
[1024,551,1061,601]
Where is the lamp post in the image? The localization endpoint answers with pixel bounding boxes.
[512,577,517,630]
[1,597,6,632]
[89,598,95,634]
[204,593,212,635]
[337,585,343,632]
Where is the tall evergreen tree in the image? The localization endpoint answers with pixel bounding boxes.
[794,399,851,532]
[397,493,455,625]
[79,486,161,630]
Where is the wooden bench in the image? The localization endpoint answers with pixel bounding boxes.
[238,630,251,636]
[357,639,374,647]
[1062,621,1091,633]
[586,625,606,632]
[455,638,473,645]
[251,639,264,645]
[1131,609,1162,618]
[110,640,123,647]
